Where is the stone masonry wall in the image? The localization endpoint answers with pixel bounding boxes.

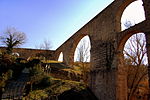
[0,47,55,60]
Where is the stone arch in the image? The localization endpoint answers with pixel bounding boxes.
[55,51,61,61]
[74,35,91,62]
[58,52,63,62]
[118,30,143,52]
[117,30,149,100]
[67,34,91,63]
[115,0,145,31]
[116,29,146,100]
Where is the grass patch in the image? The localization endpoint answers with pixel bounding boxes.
[42,60,62,63]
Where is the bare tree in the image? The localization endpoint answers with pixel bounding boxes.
[75,37,90,84]
[76,38,90,62]
[36,39,52,61]
[0,27,26,54]
[123,21,148,100]
[124,33,147,66]
[39,39,52,50]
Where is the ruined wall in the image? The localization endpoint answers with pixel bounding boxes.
[0,47,55,60]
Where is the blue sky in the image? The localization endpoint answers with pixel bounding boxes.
[0,0,113,50]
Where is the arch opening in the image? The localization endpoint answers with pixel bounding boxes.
[74,35,91,62]
[120,0,145,31]
[58,52,63,62]
[124,33,148,65]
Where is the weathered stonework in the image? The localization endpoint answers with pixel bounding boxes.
[0,47,55,60]
[54,0,150,100]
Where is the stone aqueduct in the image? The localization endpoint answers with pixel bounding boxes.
[54,0,150,99]
[0,0,150,100]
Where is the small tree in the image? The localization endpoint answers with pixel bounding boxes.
[0,27,26,54]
